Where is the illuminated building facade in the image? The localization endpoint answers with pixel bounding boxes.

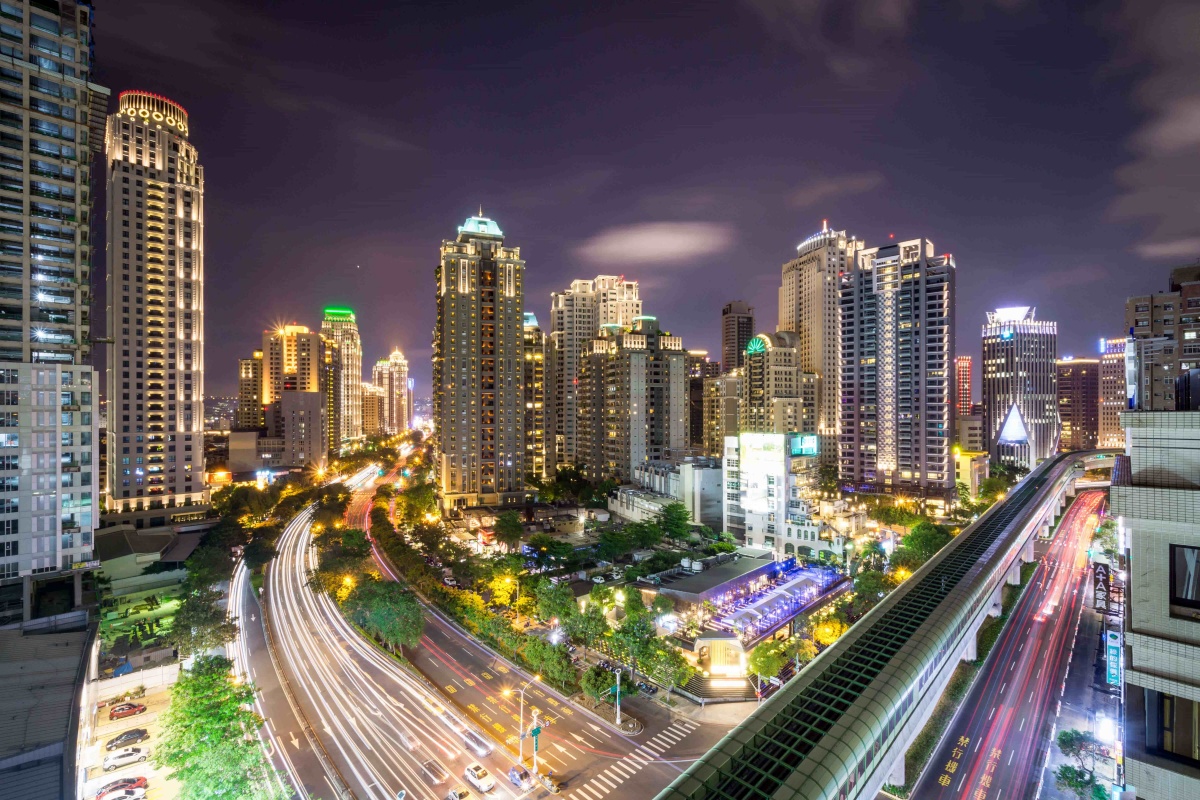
[687,350,721,449]
[372,348,410,435]
[702,370,741,458]
[740,331,818,437]
[779,223,862,465]
[105,90,205,511]
[361,382,385,437]
[981,306,1059,469]
[522,313,554,481]
[577,316,686,483]
[721,300,755,372]
[1124,265,1200,411]
[955,355,973,416]
[320,307,363,445]
[549,275,641,466]
[839,239,956,501]
[433,215,525,510]
[1057,357,1099,451]
[235,350,263,430]
[1099,337,1127,448]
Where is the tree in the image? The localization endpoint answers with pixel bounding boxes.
[785,637,818,670]
[565,603,609,656]
[596,528,631,562]
[169,585,239,657]
[651,594,674,619]
[342,579,425,651]
[852,570,896,615]
[521,637,576,688]
[1054,765,1096,800]
[624,520,664,550]
[813,616,848,648]
[1056,728,1097,772]
[581,665,614,704]
[488,574,520,607]
[1094,519,1118,559]
[817,462,839,494]
[646,645,696,700]
[494,510,525,552]
[241,536,278,572]
[656,502,692,541]
[747,641,787,692]
[858,540,888,573]
[185,545,235,589]
[891,521,953,569]
[527,534,574,568]
[535,578,577,623]
[621,586,648,619]
[154,655,286,799]
[612,614,656,682]
[589,583,615,611]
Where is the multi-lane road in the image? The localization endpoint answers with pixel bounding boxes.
[250,464,726,800]
[911,489,1105,800]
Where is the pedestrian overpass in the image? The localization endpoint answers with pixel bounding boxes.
[655,449,1117,800]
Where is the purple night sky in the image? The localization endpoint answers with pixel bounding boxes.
[93,1,1200,397]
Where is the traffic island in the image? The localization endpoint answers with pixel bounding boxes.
[571,693,644,735]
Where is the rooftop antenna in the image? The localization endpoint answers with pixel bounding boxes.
[478,204,484,217]
[822,219,828,233]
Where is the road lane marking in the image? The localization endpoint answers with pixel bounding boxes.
[1019,716,1026,732]
[989,707,996,721]
[1008,749,1015,765]
[645,741,667,753]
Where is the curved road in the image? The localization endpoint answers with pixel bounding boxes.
[910,489,1104,800]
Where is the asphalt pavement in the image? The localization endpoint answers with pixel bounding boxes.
[909,489,1105,800]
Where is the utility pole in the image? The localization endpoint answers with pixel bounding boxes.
[530,708,541,775]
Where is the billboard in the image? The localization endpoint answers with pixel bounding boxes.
[1106,630,1122,686]
[739,433,786,516]
[790,434,819,457]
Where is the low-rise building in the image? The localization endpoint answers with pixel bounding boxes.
[630,457,723,529]
[957,413,984,452]
[954,448,990,500]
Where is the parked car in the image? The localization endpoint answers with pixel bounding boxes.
[445,786,473,800]
[598,660,610,670]
[637,681,658,695]
[464,763,495,793]
[443,576,458,588]
[94,778,147,800]
[97,789,146,800]
[102,747,148,772]
[507,766,532,790]
[107,703,146,721]
[422,759,450,784]
[591,575,607,584]
[104,728,149,751]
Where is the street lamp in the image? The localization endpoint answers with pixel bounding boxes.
[504,674,540,766]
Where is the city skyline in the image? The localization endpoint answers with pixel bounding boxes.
[91,1,1189,397]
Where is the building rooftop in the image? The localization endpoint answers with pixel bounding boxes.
[94,528,177,562]
[458,214,503,238]
[660,555,778,602]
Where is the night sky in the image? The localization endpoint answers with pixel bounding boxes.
[93,0,1199,397]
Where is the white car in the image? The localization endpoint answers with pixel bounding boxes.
[445,787,473,800]
[464,763,495,793]
[97,789,146,800]
[102,747,148,772]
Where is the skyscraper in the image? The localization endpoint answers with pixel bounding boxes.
[371,349,410,435]
[839,239,956,502]
[740,331,818,437]
[1124,265,1200,410]
[721,300,755,372]
[549,275,641,467]
[702,371,741,457]
[522,313,554,481]
[1099,336,1127,448]
[577,316,686,483]
[106,90,205,512]
[361,382,385,437]
[320,307,363,446]
[981,307,1059,469]
[0,3,108,622]
[264,325,324,402]
[955,355,973,416]
[779,223,862,465]
[321,336,342,455]
[1056,357,1099,451]
[235,350,264,430]
[686,350,720,449]
[433,214,525,511]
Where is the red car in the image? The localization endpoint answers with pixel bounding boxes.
[94,777,147,799]
[107,702,146,721]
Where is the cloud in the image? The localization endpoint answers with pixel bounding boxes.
[1107,1,1200,260]
[790,171,885,208]
[1032,265,1109,291]
[574,222,737,267]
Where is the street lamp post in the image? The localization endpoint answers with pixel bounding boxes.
[504,674,540,766]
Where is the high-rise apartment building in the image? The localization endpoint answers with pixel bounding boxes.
[321,336,342,455]
[0,0,106,619]
[779,223,862,465]
[686,350,720,449]
[1125,266,1200,410]
[577,316,686,483]
[264,325,323,401]
[740,331,818,437]
[361,382,385,437]
[433,215,525,511]
[1111,411,1200,798]
[702,371,741,458]
[522,313,554,481]
[372,349,410,435]
[721,301,755,372]
[235,350,263,430]
[1056,357,1099,451]
[319,307,362,445]
[106,90,205,512]
[839,239,956,501]
[549,275,640,467]
[955,355,973,416]
[1099,337,1127,448]
[981,306,1059,469]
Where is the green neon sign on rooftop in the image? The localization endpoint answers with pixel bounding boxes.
[324,307,356,318]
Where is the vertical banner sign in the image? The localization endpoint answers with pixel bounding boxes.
[1094,563,1111,613]
[1106,630,1122,686]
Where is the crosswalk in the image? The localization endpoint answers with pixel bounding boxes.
[566,718,700,800]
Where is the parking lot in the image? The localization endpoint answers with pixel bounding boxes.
[79,686,180,800]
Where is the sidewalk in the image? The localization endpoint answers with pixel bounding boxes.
[1042,576,1121,798]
